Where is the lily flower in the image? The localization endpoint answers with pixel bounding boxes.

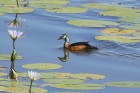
[8,29,24,40]
[27,71,40,81]
[27,71,40,93]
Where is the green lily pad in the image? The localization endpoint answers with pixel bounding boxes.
[0,0,27,4]
[119,17,140,24]
[22,63,62,70]
[101,28,136,34]
[105,81,140,88]
[0,80,38,87]
[95,35,140,43]
[0,7,34,14]
[0,54,23,60]
[29,0,69,5]
[0,78,4,81]
[0,72,7,76]
[29,4,64,9]
[50,83,105,90]
[43,78,84,84]
[0,12,5,16]
[0,86,7,91]
[120,24,140,30]
[45,7,87,14]
[133,32,140,37]
[67,19,119,27]
[100,10,140,17]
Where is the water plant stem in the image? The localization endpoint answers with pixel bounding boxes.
[16,0,19,7]
[29,80,33,93]
[13,40,16,49]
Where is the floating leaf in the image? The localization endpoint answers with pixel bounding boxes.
[133,32,140,37]
[100,10,140,17]
[43,78,84,84]
[67,19,119,27]
[0,0,27,4]
[50,83,105,90]
[120,24,140,30]
[101,28,136,34]
[29,4,64,9]
[119,17,140,24]
[0,12,5,16]
[0,7,34,14]
[0,66,7,71]
[0,72,7,76]
[0,78,4,81]
[22,63,62,70]
[45,7,87,14]
[95,36,140,43]
[86,73,105,80]
[29,0,69,5]
[0,86,7,91]
[105,81,140,88]
[51,92,87,93]
[0,54,23,60]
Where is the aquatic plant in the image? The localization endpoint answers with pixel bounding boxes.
[27,71,40,93]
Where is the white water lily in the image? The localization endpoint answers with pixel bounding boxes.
[8,29,24,40]
[27,71,40,81]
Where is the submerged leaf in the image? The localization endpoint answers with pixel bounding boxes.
[22,63,62,70]
[0,7,34,14]
[45,7,87,14]
[95,35,140,43]
[101,28,136,34]
[50,83,105,90]
[105,81,140,88]
[67,19,119,27]
[0,54,23,60]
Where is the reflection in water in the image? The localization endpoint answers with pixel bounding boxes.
[8,14,22,28]
[58,48,96,62]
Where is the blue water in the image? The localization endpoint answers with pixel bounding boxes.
[0,0,140,93]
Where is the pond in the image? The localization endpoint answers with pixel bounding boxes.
[0,0,140,93]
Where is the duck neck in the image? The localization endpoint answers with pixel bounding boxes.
[64,36,70,48]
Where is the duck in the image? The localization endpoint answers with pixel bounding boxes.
[58,34,98,51]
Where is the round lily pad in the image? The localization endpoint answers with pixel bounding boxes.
[42,78,84,84]
[0,86,7,91]
[133,32,140,37]
[0,54,23,60]
[0,7,34,14]
[67,19,119,27]
[105,81,140,88]
[22,63,62,70]
[0,72,7,76]
[95,36,140,43]
[0,0,27,4]
[29,0,69,5]
[29,4,64,9]
[50,83,105,90]
[101,28,136,34]
[45,7,87,14]
[119,17,140,24]
[0,12,5,16]
[120,24,140,30]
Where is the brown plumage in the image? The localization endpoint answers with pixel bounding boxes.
[58,34,98,51]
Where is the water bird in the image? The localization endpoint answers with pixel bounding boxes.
[58,34,98,51]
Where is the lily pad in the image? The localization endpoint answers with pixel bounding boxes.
[0,54,23,60]
[29,0,69,5]
[67,19,119,27]
[133,32,140,37]
[120,24,140,30]
[105,81,140,88]
[0,86,7,91]
[0,12,5,16]
[0,7,34,14]
[119,17,140,24]
[101,28,136,34]
[22,63,62,70]
[45,7,87,14]
[50,83,105,90]
[29,4,64,9]
[0,0,27,4]
[51,92,87,93]
[0,72,7,76]
[100,10,140,17]
[95,36,140,43]
[43,78,84,84]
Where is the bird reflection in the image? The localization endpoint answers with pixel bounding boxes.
[58,48,69,62]
[58,48,96,62]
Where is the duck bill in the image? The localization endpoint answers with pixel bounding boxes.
[58,36,63,40]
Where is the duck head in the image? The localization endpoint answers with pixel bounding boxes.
[58,34,70,43]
